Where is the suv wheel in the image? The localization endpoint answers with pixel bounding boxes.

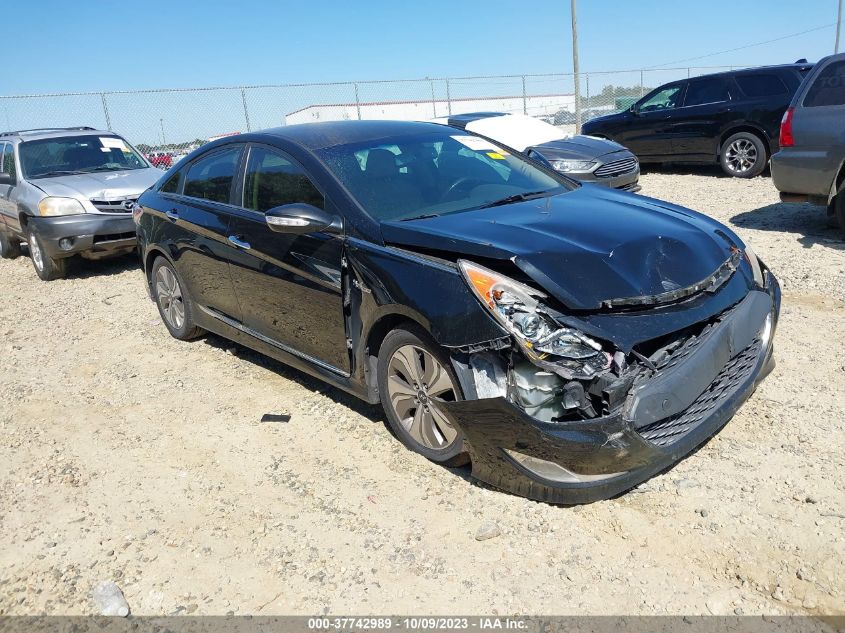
[377,324,469,467]
[0,231,21,259]
[27,232,67,281]
[151,257,203,340]
[833,190,845,237]
[720,132,767,178]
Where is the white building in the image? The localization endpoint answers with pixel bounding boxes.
[285,93,575,125]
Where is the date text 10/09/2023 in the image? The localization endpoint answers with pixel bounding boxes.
[307,617,529,630]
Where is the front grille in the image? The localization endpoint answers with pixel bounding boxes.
[638,338,762,448]
[93,232,136,244]
[594,157,638,178]
[90,198,136,213]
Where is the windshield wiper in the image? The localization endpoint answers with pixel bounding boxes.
[399,213,440,222]
[32,170,87,178]
[479,189,557,209]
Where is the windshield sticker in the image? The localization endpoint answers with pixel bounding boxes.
[451,135,501,152]
[100,137,130,152]
[486,152,507,160]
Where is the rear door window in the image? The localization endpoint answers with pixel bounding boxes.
[1,143,16,184]
[804,60,845,107]
[183,147,242,204]
[684,77,730,107]
[734,73,788,97]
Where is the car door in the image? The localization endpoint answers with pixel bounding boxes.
[0,142,19,233]
[159,145,245,321]
[670,76,733,159]
[226,143,349,374]
[617,82,687,158]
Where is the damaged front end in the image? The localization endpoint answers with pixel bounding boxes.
[441,257,780,504]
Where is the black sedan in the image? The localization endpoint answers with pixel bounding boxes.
[135,120,779,504]
[432,112,640,191]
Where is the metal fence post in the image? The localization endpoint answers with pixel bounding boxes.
[445,78,452,115]
[585,74,590,108]
[354,83,362,120]
[429,79,436,117]
[240,88,252,132]
[640,70,644,98]
[522,76,527,114]
[100,92,112,131]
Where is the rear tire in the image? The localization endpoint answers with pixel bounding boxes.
[720,132,767,178]
[151,257,203,340]
[833,191,845,237]
[377,324,469,467]
[0,230,21,259]
[27,231,67,281]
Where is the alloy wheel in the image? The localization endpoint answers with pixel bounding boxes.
[155,266,185,330]
[725,139,758,174]
[386,344,458,450]
[28,235,44,272]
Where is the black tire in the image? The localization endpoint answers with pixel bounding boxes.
[377,324,469,467]
[151,256,203,340]
[833,190,845,237]
[0,230,21,259]
[720,132,767,178]
[27,231,67,281]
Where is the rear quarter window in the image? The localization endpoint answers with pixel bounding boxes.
[734,74,788,97]
[804,60,845,107]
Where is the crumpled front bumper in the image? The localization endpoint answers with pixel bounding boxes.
[441,275,780,504]
[28,214,137,259]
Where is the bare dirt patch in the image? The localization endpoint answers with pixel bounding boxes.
[1,171,843,615]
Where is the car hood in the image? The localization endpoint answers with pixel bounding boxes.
[530,135,627,160]
[381,186,743,311]
[31,168,161,200]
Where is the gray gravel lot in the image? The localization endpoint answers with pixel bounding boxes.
[0,169,843,616]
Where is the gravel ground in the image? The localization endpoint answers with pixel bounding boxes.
[1,170,843,616]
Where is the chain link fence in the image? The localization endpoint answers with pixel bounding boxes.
[0,66,738,165]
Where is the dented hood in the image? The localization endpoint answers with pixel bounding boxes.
[380,186,742,311]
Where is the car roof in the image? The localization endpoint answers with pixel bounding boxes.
[0,127,113,141]
[681,62,814,83]
[250,119,463,151]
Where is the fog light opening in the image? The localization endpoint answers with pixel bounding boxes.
[58,237,74,251]
[503,449,627,484]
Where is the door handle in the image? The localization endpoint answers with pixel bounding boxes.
[227,235,251,250]
[165,208,179,222]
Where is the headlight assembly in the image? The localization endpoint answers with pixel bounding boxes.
[458,259,611,379]
[550,159,596,173]
[38,197,86,217]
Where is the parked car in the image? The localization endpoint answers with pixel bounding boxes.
[553,109,576,125]
[582,62,814,178]
[771,53,845,234]
[136,120,779,504]
[432,112,640,191]
[0,127,161,280]
[148,152,173,169]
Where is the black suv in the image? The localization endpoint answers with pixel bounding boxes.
[581,63,813,178]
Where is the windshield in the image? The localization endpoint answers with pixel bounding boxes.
[316,130,573,222]
[19,135,149,178]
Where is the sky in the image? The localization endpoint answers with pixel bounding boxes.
[3,0,842,94]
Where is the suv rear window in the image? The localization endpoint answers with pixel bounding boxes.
[804,60,845,107]
[735,73,788,97]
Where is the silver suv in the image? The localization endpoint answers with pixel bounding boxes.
[0,127,161,280]
[771,53,845,235]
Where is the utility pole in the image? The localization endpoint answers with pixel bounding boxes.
[571,0,581,132]
[836,0,843,53]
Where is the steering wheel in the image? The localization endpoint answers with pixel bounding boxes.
[441,176,484,201]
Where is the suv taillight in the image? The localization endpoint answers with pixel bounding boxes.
[779,107,795,148]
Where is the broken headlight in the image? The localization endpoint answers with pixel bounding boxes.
[459,260,611,378]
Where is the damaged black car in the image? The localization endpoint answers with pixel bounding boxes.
[135,120,779,504]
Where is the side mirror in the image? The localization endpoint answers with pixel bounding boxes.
[629,105,639,116]
[0,172,12,186]
[264,203,342,235]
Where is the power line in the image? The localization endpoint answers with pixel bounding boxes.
[647,22,836,68]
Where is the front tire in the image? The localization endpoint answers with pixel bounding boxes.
[377,324,468,466]
[832,190,845,237]
[27,231,67,281]
[720,132,767,178]
[0,231,21,259]
[151,257,203,340]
